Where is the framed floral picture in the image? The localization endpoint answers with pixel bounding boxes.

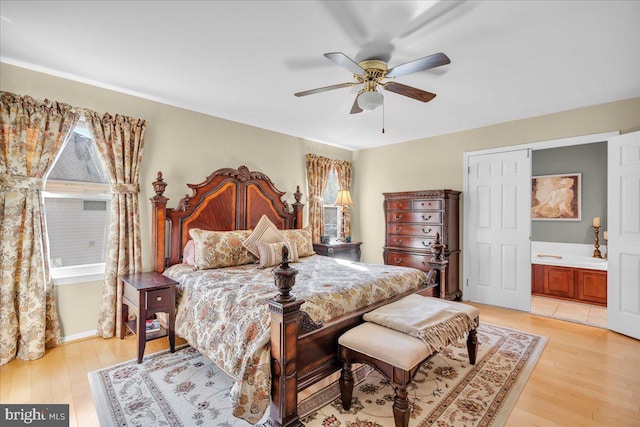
[531,173,581,220]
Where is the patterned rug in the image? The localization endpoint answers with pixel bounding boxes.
[89,323,546,426]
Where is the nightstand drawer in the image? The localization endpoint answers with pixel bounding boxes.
[313,241,362,262]
[147,288,173,309]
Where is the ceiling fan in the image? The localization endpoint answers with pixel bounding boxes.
[294,51,450,114]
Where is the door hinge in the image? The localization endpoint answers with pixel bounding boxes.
[467,166,471,174]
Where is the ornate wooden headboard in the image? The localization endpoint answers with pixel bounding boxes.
[150,165,304,272]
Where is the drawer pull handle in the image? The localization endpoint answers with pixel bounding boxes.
[395,227,402,232]
[421,261,427,266]
[422,214,432,221]
[421,241,432,247]
[394,258,403,263]
[156,296,162,302]
[395,239,403,245]
[395,215,402,220]
[422,228,432,234]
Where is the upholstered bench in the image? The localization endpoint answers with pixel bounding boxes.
[338,295,479,427]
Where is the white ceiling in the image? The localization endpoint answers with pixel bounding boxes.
[1,1,639,151]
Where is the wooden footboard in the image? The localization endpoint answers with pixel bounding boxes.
[267,249,437,427]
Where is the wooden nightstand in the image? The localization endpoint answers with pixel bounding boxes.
[313,241,362,262]
[120,272,177,363]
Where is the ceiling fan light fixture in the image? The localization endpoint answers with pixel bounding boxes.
[357,90,383,111]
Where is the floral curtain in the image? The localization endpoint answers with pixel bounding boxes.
[87,112,146,338]
[305,154,333,243]
[0,92,79,365]
[333,159,353,238]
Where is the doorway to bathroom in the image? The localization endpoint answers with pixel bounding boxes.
[529,141,608,328]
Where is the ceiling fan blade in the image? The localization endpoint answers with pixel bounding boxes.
[384,82,436,103]
[385,52,450,78]
[294,82,358,97]
[350,91,364,114]
[324,52,366,75]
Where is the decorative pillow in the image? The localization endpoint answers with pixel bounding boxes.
[243,215,288,259]
[283,228,315,257]
[257,240,299,268]
[189,228,257,269]
[183,240,196,266]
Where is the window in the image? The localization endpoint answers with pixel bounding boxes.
[44,120,111,284]
[322,168,342,239]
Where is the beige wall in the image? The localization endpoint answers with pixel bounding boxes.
[351,97,640,265]
[1,63,352,338]
[54,281,102,338]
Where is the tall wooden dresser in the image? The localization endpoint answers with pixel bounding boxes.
[383,190,461,300]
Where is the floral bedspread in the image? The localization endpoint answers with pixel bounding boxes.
[163,255,427,423]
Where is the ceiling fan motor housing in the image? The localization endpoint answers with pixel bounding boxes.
[357,60,388,90]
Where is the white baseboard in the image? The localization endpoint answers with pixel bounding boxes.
[61,329,97,343]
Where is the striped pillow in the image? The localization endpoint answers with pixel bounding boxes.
[257,240,299,268]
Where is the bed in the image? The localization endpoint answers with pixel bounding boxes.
[150,165,434,426]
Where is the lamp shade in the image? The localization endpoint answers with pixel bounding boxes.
[357,90,383,111]
[334,190,353,207]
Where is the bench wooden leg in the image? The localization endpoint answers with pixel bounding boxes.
[392,385,411,427]
[339,352,354,410]
[467,328,478,365]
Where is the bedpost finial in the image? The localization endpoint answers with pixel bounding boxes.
[281,246,290,267]
[152,171,167,197]
[294,185,302,204]
[431,232,446,261]
[273,246,298,302]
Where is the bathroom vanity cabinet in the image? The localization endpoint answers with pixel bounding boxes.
[532,264,607,306]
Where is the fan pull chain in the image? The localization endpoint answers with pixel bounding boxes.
[382,99,385,134]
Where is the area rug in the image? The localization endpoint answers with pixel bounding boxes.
[89,323,546,426]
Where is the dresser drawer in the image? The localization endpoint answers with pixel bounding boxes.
[385,251,430,270]
[386,235,435,250]
[387,224,442,237]
[386,200,411,210]
[412,199,442,210]
[147,288,173,309]
[386,211,442,224]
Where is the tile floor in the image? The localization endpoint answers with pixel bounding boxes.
[530,295,607,328]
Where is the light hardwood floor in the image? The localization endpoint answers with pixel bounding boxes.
[1,303,638,426]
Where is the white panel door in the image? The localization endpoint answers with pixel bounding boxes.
[467,150,531,311]
[608,131,640,340]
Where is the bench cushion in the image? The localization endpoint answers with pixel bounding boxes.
[339,322,432,370]
[363,295,479,354]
